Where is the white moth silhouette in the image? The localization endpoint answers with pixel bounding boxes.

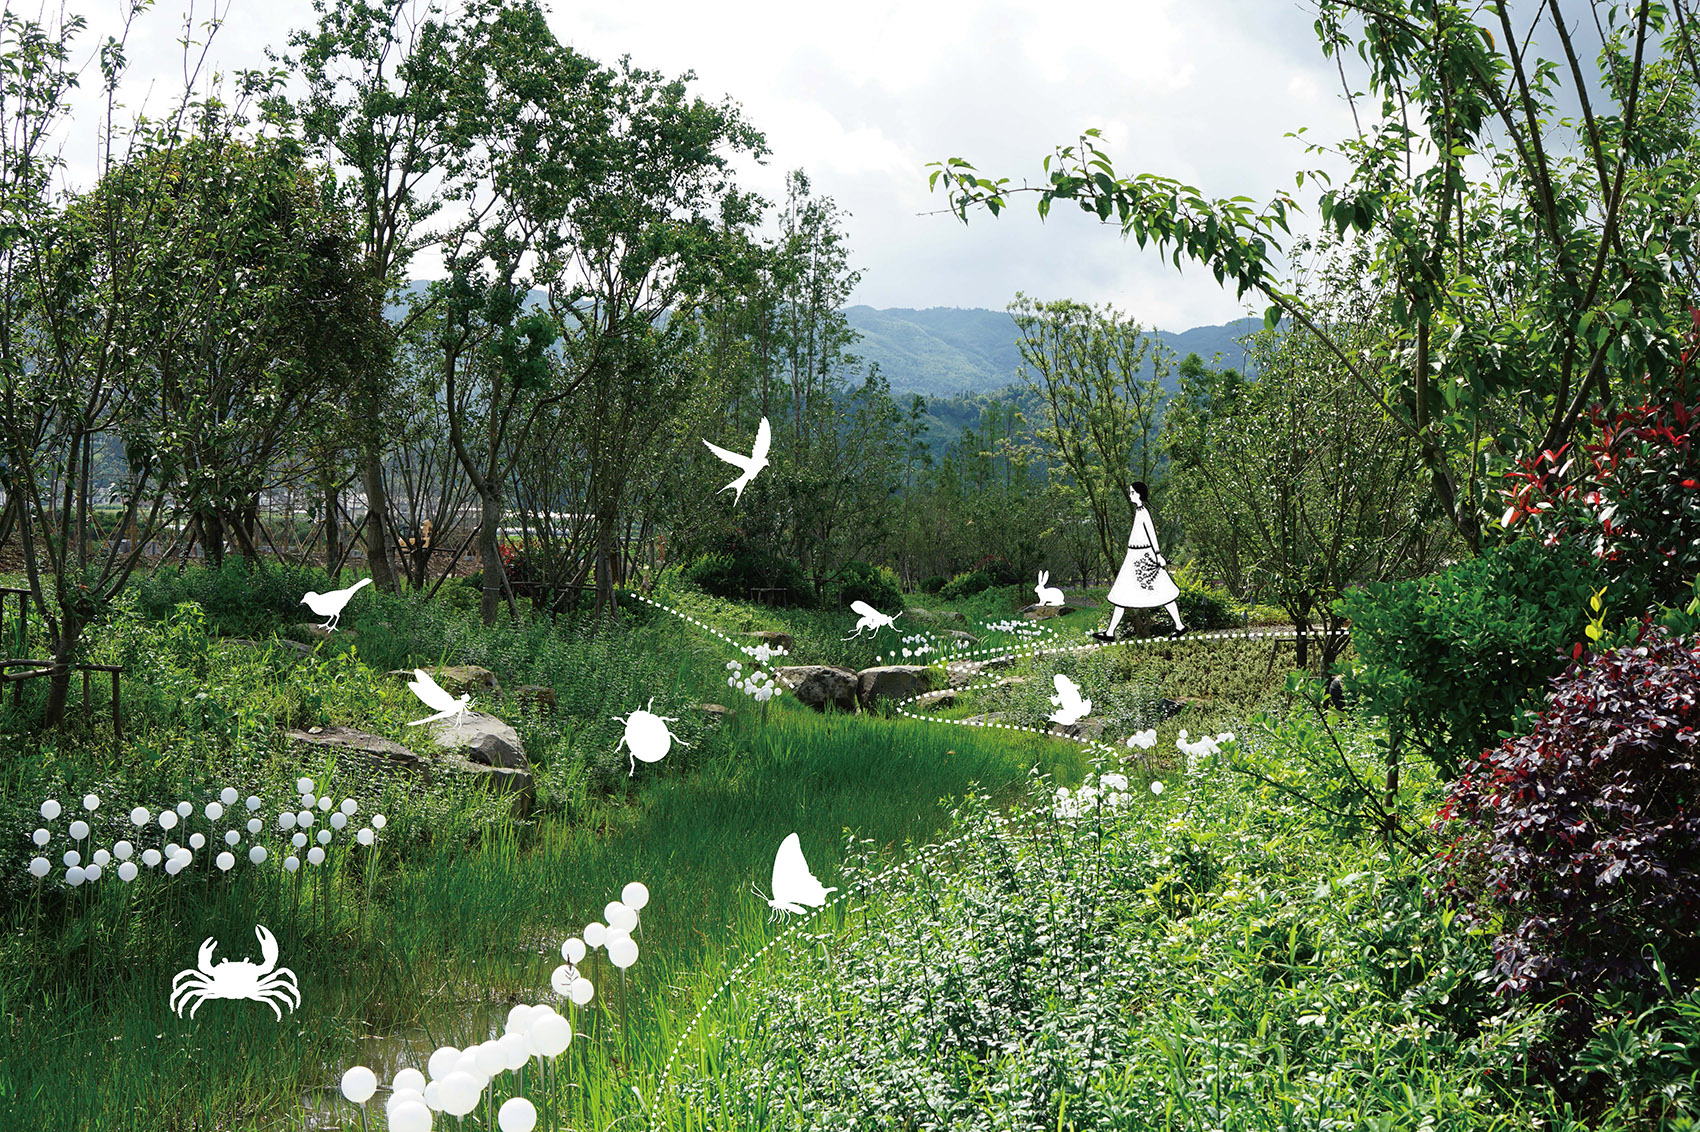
[299,577,372,632]
[170,925,301,1020]
[758,833,837,920]
[1048,673,1092,725]
[405,668,472,726]
[614,698,689,776]
[1034,571,1065,607]
[843,600,900,640]
[702,416,771,506]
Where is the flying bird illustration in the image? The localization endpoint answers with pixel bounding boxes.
[702,416,771,506]
[299,577,372,632]
[844,600,901,640]
[1048,673,1092,726]
[405,669,472,726]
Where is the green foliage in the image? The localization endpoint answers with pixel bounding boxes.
[939,569,994,600]
[918,574,946,594]
[1171,564,1246,631]
[128,560,348,638]
[679,548,814,608]
[1341,538,1601,778]
[834,559,903,611]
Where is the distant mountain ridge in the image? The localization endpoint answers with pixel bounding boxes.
[844,306,1262,397]
[390,282,1258,397]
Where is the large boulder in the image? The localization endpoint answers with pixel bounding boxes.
[775,665,860,713]
[398,665,502,697]
[286,726,431,791]
[857,665,942,710]
[909,608,967,625]
[1018,603,1076,620]
[743,630,795,656]
[427,710,527,770]
[434,756,535,818]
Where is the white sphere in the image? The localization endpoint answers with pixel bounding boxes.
[394,1067,427,1094]
[40,799,61,820]
[505,1004,538,1033]
[453,1051,480,1078]
[28,857,49,878]
[225,830,241,847]
[621,881,650,910]
[219,787,238,806]
[92,848,111,867]
[391,1098,432,1132]
[298,811,314,828]
[340,1065,378,1104]
[562,938,586,964]
[421,1081,444,1111]
[604,926,630,948]
[474,1042,507,1077]
[278,812,297,830]
[292,832,308,848]
[608,936,639,970]
[246,795,262,812]
[296,777,314,794]
[317,829,332,846]
[31,828,48,847]
[550,964,577,996]
[84,863,102,882]
[130,807,150,826]
[372,814,386,830]
[62,850,80,867]
[68,820,89,840]
[307,847,326,866]
[118,861,139,883]
[498,1097,538,1132]
[427,1046,460,1081]
[583,921,606,948]
[319,795,333,812]
[284,856,300,873]
[499,1033,530,1071]
[341,798,358,816]
[605,901,638,933]
[387,1087,424,1116]
[164,858,184,876]
[357,828,375,846]
[83,793,99,811]
[189,833,205,850]
[440,1072,481,1117]
[247,818,262,835]
[159,811,179,831]
[113,841,133,860]
[529,1013,572,1057]
[142,848,162,867]
[66,865,86,886]
[176,801,193,818]
[249,845,268,865]
[330,812,348,830]
[205,802,224,821]
[570,978,594,1006]
[216,852,235,872]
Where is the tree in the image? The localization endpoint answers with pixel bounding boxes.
[1009,295,1171,569]
[932,1,1700,552]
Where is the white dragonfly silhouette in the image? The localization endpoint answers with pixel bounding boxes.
[702,417,771,506]
[404,669,472,726]
[843,600,901,640]
[1048,673,1092,726]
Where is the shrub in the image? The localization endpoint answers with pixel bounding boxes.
[918,574,946,595]
[1172,564,1245,630]
[128,560,345,637]
[834,560,903,612]
[1433,627,1700,1018]
[939,569,994,600]
[970,554,1019,586]
[1340,537,1599,777]
[679,547,814,608]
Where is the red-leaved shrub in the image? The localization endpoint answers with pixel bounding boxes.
[1433,627,1700,1013]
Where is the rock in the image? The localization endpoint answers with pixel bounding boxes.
[286,726,431,790]
[743,631,794,656]
[696,703,729,720]
[1018,603,1075,620]
[434,756,535,818]
[944,630,980,645]
[512,684,557,714]
[227,637,315,660]
[774,665,860,713]
[1158,697,1207,719]
[295,622,358,642]
[856,665,942,710]
[920,692,957,710]
[908,608,966,625]
[427,711,527,770]
[387,665,502,697]
[1326,675,1347,710]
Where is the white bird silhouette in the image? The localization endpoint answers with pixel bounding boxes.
[1048,673,1092,726]
[843,600,901,640]
[299,577,372,632]
[405,669,471,726]
[702,417,771,506]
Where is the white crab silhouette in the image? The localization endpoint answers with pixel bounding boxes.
[170,925,301,1020]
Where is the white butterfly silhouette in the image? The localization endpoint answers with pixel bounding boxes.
[702,417,771,506]
[757,833,837,921]
[1048,673,1091,726]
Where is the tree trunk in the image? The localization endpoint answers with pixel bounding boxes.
[1293,612,1310,670]
[361,444,399,593]
[40,619,81,728]
[203,510,225,569]
[594,510,617,619]
[477,489,502,627]
[324,479,340,583]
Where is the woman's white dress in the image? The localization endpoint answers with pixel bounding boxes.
[1107,507,1179,607]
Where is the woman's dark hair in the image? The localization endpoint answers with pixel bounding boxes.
[1131,481,1150,505]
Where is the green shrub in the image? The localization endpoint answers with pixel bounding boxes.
[939,569,994,600]
[128,560,349,638]
[1340,538,1599,778]
[1172,564,1246,630]
[834,560,903,611]
[680,548,814,608]
[918,574,946,595]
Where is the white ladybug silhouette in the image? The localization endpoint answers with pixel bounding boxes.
[613,698,690,776]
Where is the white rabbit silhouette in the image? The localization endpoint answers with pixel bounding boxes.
[1035,570,1066,607]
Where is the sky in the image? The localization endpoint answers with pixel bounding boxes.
[52,0,1363,332]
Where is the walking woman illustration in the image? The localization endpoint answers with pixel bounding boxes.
[1093,481,1186,642]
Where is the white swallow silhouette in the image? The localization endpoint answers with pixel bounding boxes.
[405,668,471,726]
[702,417,771,506]
[299,577,372,632]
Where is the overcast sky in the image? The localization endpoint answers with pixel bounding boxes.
[56,0,1362,331]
